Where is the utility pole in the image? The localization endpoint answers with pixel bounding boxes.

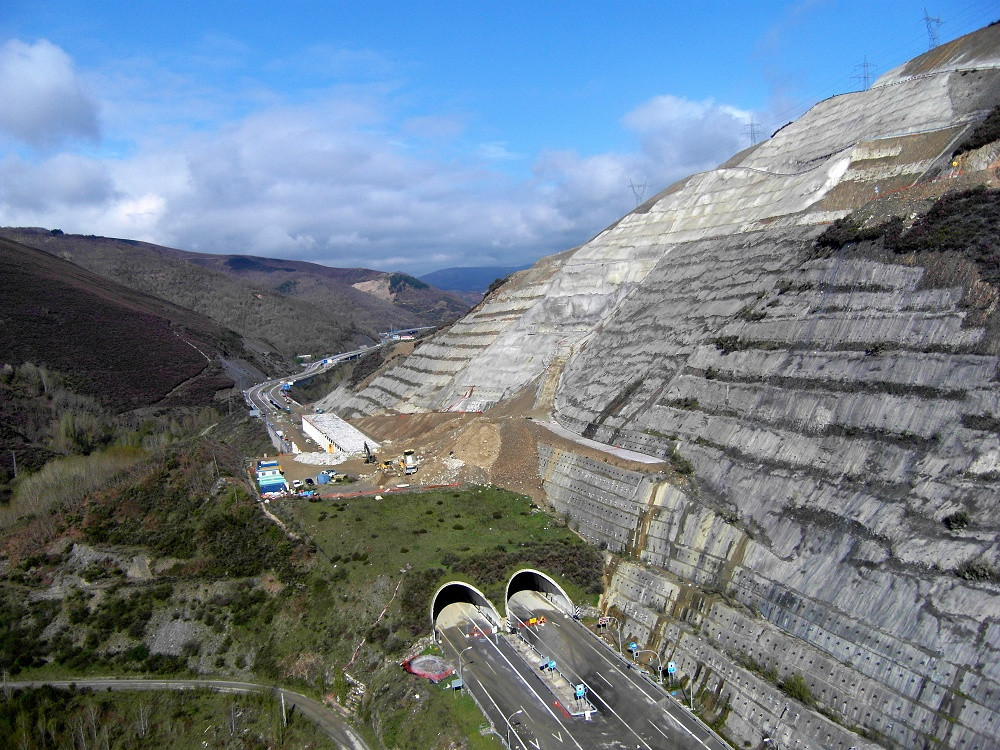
[853,56,876,89]
[924,7,942,49]
[744,120,761,146]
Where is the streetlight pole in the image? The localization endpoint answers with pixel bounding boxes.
[505,708,524,748]
[635,649,661,683]
[604,616,624,654]
[459,646,473,689]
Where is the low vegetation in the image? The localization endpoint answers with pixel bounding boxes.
[815,187,1000,285]
[0,362,221,507]
[953,104,1000,157]
[0,686,336,749]
[0,405,601,749]
[779,671,816,707]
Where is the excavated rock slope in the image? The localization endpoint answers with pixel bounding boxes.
[345,26,1000,750]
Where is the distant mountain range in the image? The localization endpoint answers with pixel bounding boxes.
[419,265,531,294]
[1,228,471,372]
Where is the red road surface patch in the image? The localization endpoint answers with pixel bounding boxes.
[402,655,454,683]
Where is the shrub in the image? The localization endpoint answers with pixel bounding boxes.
[943,511,970,531]
[670,451,695,477]
[779,672,815,706]
[955,558,999,582]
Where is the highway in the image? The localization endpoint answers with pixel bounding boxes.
[436,597,727,749]
[4,678,370,750]
[244,344,382,453]
[436,602,596,749]
[507,592,729,750]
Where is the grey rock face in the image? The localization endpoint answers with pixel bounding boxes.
[347,25,1000,749]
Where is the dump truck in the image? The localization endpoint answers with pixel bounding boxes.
[402,449,419,475]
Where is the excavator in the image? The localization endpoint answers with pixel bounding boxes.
[363,442,377,464]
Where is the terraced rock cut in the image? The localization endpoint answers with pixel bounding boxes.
[338,24,1000,750]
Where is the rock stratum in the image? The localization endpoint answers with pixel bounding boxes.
[343,26,1000,750]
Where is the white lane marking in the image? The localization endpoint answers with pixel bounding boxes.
[515,595,722,749]
[460,614,585,750]
[510,606,650,750]
[597,673,612,685]
[462,618,558,721]
[647,719,669,738]
[454,644,530,750]
[661,707,713,749]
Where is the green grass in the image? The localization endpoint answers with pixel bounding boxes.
[286,485,600,606]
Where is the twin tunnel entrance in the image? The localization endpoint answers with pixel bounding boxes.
[430,568,575,633]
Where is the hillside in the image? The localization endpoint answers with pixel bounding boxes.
[338,24,1000,750]
[0,236,252,501]
[0,229,470,369]
[0,237,240,412]
[149,247,470,326]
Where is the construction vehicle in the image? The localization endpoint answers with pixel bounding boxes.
[364,442,377,464]
[402,449,419,475]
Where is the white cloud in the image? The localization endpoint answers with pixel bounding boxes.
[0,39,100,148]
[624,94,751,183]
[0,41,751,274]
[477,141,524,161]
[0,154,115,211]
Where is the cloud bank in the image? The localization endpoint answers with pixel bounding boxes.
[0,39,100,148]
[0,39,752,274]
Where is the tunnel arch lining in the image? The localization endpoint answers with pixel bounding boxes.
[505,568,574,619]
[429,581,502,635]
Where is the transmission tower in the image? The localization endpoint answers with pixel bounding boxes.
[629,179,648,206]
[744,119,761,146]
[923,7,942,49]
[853,56,876,89]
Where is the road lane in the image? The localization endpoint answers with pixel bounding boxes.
[509,592,728,750]
[437,603,587,750]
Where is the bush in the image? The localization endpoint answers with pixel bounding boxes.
[779,671,815,706]
[955,558,999,582]
[670,451,695,477]
[943,510,970,531]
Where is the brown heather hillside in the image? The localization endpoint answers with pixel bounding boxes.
[0,229,471,368]
[0,237,238,412]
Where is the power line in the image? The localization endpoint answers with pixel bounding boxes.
[744,120,762,146]
[760,3,994,131]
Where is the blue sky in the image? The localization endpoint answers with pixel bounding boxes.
[1,1,997,274]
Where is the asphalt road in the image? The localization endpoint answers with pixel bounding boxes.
[437,598,730,750]
[437,602,594,749]
[244,345,380,454]
[4,678,370,750]
[508,592,730,750]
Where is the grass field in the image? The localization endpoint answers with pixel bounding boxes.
[286,485,601,607]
